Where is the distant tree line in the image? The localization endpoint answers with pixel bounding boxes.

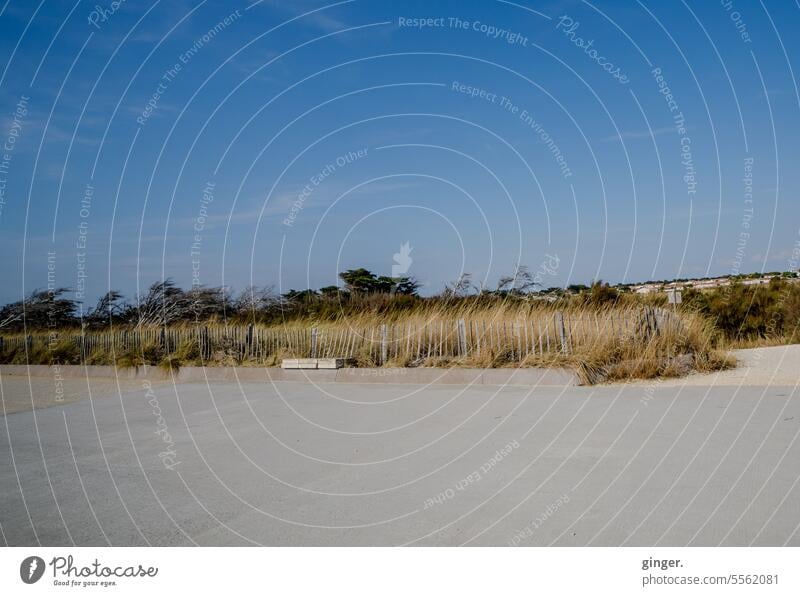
[0,268,423,332]
[0,265,579,332]
[2,267,797,343]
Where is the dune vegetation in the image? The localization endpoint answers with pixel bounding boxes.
[2,268,798,383]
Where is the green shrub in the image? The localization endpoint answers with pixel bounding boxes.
[683,278,800,342]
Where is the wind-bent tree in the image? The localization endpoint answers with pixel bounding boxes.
[84,290,125,327]
[0,288,77,331]
[444,273,474,298]
[497,265,538,296]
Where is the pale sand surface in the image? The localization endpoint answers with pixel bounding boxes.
[623,344,800,388]
[0,374,166,415]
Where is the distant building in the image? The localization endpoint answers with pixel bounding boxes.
[627,272,798,295]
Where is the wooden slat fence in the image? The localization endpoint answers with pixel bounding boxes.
[0,307,683,365]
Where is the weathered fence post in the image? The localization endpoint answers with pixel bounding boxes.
[644,307,656,338]
[653,308,664,335]
[246,324,254,358]
[310,327,318,358]
[457,319,467,357]
[201,327,209,361]
[555,312,569,354]
[380,324,388,365]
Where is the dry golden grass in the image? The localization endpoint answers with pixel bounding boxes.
[0,302,733,383]
[263,303,733,382]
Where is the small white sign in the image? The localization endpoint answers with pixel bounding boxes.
[666,288,683,304]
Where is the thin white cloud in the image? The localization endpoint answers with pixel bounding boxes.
[249,0,348,32]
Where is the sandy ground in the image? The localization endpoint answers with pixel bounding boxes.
[0,369,798,546]
[625,344,800,387]
[0,373,166,415]
[2,344,794,416]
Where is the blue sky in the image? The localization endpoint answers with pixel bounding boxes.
[0,0,798,304]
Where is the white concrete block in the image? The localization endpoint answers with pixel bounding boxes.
[316,358,345,369]
[281,358,319,369]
